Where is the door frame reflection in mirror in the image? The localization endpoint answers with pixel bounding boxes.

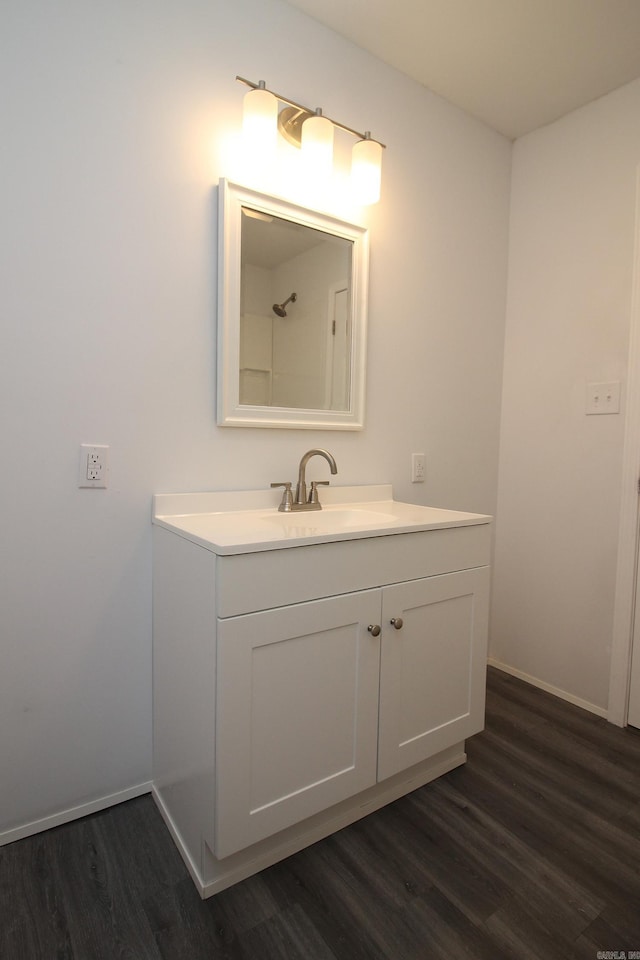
[217,179,369,429]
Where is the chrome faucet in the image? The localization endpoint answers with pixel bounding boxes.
[271,448,338,512]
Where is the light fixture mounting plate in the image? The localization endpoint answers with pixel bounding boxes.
[277,105,313,147]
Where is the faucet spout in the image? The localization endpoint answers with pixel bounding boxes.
[295,448,338,506]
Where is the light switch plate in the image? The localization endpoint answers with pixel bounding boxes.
[586,381,621,415]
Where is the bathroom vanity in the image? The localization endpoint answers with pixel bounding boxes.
[152,484,491,897]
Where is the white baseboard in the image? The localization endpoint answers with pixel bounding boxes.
[0,781,153,847]
[488,658,608,719]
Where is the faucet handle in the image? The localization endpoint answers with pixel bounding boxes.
[270,482,294,512]
[309,480,330,505]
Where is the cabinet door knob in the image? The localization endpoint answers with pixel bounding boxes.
[367,624,381,637]
[390,617,404,630]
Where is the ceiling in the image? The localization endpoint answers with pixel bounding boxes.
[282,0,640,139]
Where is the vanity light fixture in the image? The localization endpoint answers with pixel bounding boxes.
[351,133,383,207]
[241,79,278,163]
[237,75,385,204]
[300,108,334,182]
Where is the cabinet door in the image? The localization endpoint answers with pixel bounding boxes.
[215,590,381,859]
[378,567,489,781]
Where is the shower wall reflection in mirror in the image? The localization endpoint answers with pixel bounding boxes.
[240,210,351,410]
[217,180,369,430]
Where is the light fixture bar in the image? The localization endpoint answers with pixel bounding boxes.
[236,75,386,149]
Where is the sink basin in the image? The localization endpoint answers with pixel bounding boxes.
[265,507,396,529]
[152,484,492,556]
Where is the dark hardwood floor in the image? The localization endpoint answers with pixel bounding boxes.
[2,667,640,959]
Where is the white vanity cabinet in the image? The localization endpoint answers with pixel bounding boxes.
[377,567,489,779]
[215,590,382,859]
[215,568,488,860]
[152,488,491,898]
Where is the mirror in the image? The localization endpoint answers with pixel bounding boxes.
[217,180,369,429]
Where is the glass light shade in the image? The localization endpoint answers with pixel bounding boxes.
[351,137,383,205]
[301,113,334,181]
[242,86,278,160]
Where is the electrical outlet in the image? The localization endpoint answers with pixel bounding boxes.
[79,444,109,488]
[411,452,426,483]
[586,381,621,415]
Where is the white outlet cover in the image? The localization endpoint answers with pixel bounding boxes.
[79,444,109,488]
[411,452,426,483]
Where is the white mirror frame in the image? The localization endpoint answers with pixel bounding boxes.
[217,179,369,430]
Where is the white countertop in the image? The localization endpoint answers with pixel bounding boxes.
[152,485,492,556]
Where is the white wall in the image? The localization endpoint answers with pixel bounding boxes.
[491,78,640,713]
[1,0,511,840]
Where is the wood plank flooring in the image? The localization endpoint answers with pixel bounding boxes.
[2,667,640,959]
